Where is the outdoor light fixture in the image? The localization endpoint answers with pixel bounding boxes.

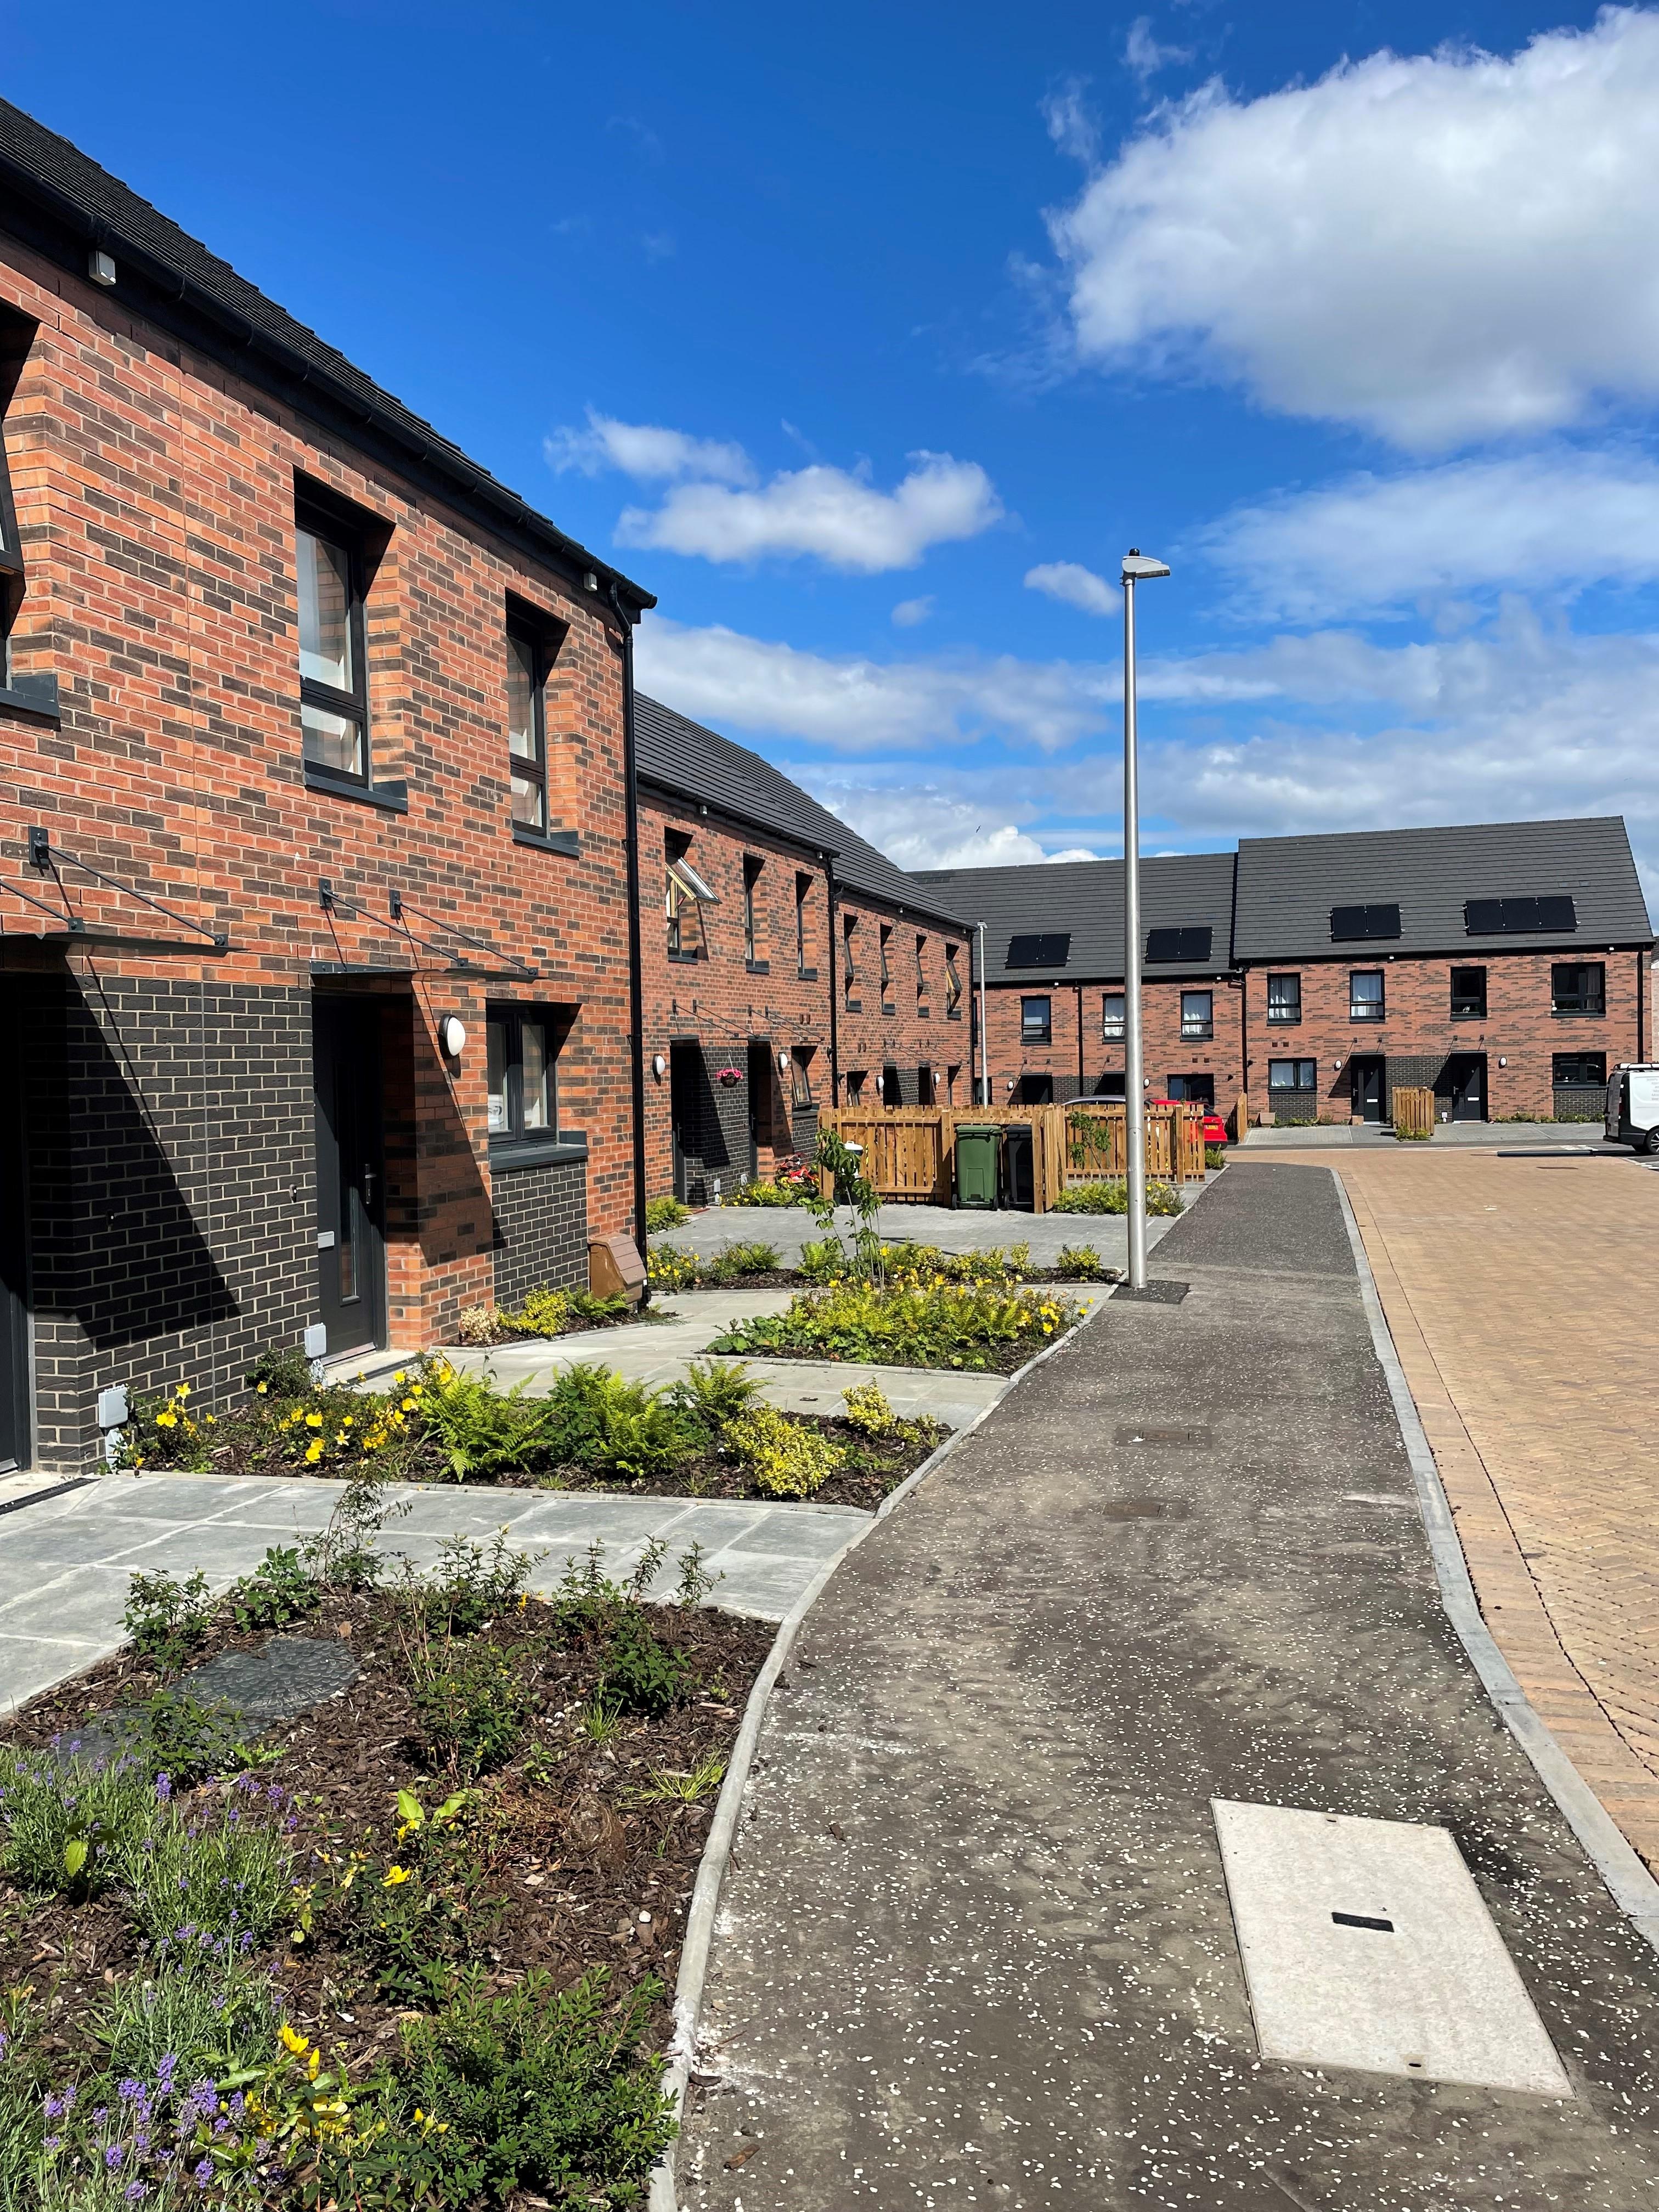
[1120,548,1171,1292]
[88,249,116,286]
[652,1053,667,1079]
[778,1048,790,1075]
[583,571,600,592]
[440,1016,467,1058]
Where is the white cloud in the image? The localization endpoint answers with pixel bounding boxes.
[1124,18,1191,87]
[545,409,753,484]
[618,452,1001,572]
[1025,560,1116,616]
[1041,76,1100,167]
[800,780,1060,871]
[1047,9,1659,448]
[891,595,936,627]
[1199,447,1659,622]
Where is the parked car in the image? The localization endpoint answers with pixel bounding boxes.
[1606,1064,1659,1154]
[1071,1093,1229,1146]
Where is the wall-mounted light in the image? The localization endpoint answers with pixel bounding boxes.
[652,1053,667,1079]
[583,571,600,593]
[88,249,117,286]
[440,1016,467,1058]
[777,1049,790,1075]
[1498,1056,1508,1067]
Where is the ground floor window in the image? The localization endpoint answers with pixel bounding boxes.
[917,1065,935,1105]
[1015,1072,1054,1103]
[487,1007,557,1142]
[881,1064,902,1105]
[945,1064,961,1103]
[1267,1058,1318,1119]
[789,1047,816,1108]
[1553,1051,1606,1104]
[1166,1072,1215,1107]
[844,1069,866,1103]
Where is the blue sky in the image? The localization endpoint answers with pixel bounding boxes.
[7,2,1659,895]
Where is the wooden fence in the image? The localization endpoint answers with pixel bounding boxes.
[817,1102,1206,1211]
[1390,1085,1436,1139]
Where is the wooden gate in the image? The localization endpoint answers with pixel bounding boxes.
[817,1102,1206,1210]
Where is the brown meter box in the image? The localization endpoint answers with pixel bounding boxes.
[588,1233,647,1305]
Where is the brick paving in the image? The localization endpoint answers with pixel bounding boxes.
[1268,1144,1659,1876]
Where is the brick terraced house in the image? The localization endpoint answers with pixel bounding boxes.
[919,816,1652,1126]
[0,101,653,1471]
[635,697,972,1202]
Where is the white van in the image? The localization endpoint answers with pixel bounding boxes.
[1606,1064,1659,1153]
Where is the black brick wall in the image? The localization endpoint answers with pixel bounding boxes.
[490,1153,589,1306]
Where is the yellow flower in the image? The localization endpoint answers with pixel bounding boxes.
[280,2023,311,2058]
[306,1412,324,1429]
[308,2047,321,2080]
[400,1398,416,1413]
[305,1442,324,1464]
[394,1370,407,1384]
[256,1381,269,1395]
[176,1383,190,1399]
[382,1864,413,1887]
[156,1412,177,1429]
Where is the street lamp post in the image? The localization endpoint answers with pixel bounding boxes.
[1120,549,1170,1292]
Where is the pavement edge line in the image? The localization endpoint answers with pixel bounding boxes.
[1330,1167,1659,1957]
[646,1306,1097,2212]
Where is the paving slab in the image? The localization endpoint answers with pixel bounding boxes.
[0,1471,870,1713]
[679,1161,1659,2211]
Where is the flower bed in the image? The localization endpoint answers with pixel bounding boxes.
[709,1277,1082,1374]
[0,1524,772,2210]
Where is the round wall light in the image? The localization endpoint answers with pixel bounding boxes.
[777,1048,791,1075]
[652,1053,668,1079]
[440,1016,467,1058]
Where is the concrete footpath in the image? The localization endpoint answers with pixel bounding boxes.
[679,1164,1659,2210]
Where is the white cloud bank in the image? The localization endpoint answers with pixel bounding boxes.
[1047,8,1659,449]
[548,411,1000,572]
[1025,560,1116,615]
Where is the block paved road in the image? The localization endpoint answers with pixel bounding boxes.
[679,1164,1659,2211]
[1267,1143,1659,1879]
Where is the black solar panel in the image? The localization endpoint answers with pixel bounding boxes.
[1144,925,1212,964]
[1464,895,1577,935]
[1006,932,1071,968]
[1329,903,1402,941]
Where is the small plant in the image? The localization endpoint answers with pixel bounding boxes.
[302,1461,408,1590]
[133,1686,256,1785]
[673,1539,721,1607]
[841,1379,900,1437]
[113,1381,217,1474]
[704,1239,781,1283]
[565,1289,631,1326]
[123,1566,215,1668]
[798,1237,845,1283]
[510,1285,572,1337]
[645,1194,691,1232]
[577,1694,624,1745]
[419,1361,566,1481]
[1204,1144,1228,1170]
[670,1357,761,1439]
[411,1639,533,1777]
[422,1530,538,1634]
[247,1342,315,1400]
[1051,1178,1184,1217]
[1052,1242,1110,1280]
[716,1278,1080,1373]
[124,1773,300,1946]
[541,1363,693,1483]
[599,1611,690,1716]
[722,1178,797,1208]
[232,1543,323,1631]
[0,1745,162,1901]
[646,1244,702,1292]
[455,1303,512,1345]
[631,1753,726,1804]
[725,1403,844,1499]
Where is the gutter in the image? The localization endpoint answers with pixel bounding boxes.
[610,585,651,1275]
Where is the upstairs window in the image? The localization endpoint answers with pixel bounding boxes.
[879,924,894,1007]
[665,832,716,960]
[1022,995,1052,1045]
[916,934,929,1006]
[1552,962,1605,1016]
[1266,974,1301,1025]
[743,856,764,966]
[790,1047,816,1108]
[1450,966,1487,1019]
[1102,991,1125,1041]
[0,371,22,678]
[843,913,859,1003]
[795,873,814,975]
[506,625,548,831]
[1350,971,1385,1022]
[1181,990,1213,1040]
[945,944,963,1016]
[296,501,369,783]
[486,1007,558,1145]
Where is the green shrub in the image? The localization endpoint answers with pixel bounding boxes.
[123,1773,299,1946]
[722,1178,799,1207]
[715,1279,1080,1373]
[412,1640,533,1776]
[112,1382,217,1474]
[1393,1125,1432,1142]
[669,1357,761,1439]
[122,1566,215,1668]
[132,1687,256,1786]
[798,1237,846,1283]
[89,1946,276,2083]
[1053,1243,1109,1280]
[566,1290,631,1326]
[725,1403,845,1498]
[0,1746,163,1901]
[1204,1144,1227,1170]
[645,1195,691,1232]
[841,1379,899,1436]
[424,1531,538,1635]
[509,1286,571,1337]
[419,1362,566,1481]
[705,1239,781,1282]
[246,1342,314,1400]
[541,1364,692,1483]
[646,1245,702,1293]
[599,1612,690,1715]
[1052,1178,1183,1217]
[395,1967,675,2209]
[231,1543,323,1632]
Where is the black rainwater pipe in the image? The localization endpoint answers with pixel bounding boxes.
[609,584,650,1278]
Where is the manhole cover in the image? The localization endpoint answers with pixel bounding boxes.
[1113,1279,1189,1305]
[1211,1800,1568,2095]
[1097,1496,1193,1521]
[1115,1424,1211,1446]
[186,1636,359,1722]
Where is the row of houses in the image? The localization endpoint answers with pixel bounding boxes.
[0,99,1650,1471]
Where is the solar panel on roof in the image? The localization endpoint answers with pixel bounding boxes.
[1464,895,1577,935]
[1329,904,1401,942]
[1144,926,1212,964]
[1006,932,1070,968]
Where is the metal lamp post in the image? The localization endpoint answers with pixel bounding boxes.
[1120,549,1170,1291]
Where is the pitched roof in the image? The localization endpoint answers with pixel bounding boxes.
[0,98,652,610]
[634,695,970,930]
[911,853,1238,981]
[1233,817,1652,960]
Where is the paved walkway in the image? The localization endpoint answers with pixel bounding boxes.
[1265,1143,1659,1878]
[0,1472,869,1713]
[1240,1120,1579,1150]
[680,1164,1659,2210]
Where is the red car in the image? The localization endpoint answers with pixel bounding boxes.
[1145,1097,1229,1146]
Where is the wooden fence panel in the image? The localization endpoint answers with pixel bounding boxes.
[818,1101,1209,1207]
[1391,1085,1435,1139]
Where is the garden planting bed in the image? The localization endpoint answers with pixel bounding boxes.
[0,1527,774,2209]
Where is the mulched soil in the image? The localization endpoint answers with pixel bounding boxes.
[547,1414,944,1510]
[712,1330,1064,1377]
[0,1590,774,2087]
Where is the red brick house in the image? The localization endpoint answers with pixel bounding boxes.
[634,697,971,1202]
[0,99,653,1470]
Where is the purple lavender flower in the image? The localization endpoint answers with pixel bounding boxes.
[155,1773,172,1802]
[193,2157,214,2186]
[125,2184,148,2204]
[119,2078,144,2101]
[43,2093,65,2120]
[104,2143,125,2169]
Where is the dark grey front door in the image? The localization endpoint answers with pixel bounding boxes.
[313,997,386,1357]
[0,1062,29,1469]
[747,1039,773,1179]
[1445,1053,1487,1122]
[1350,1056,1385,1123]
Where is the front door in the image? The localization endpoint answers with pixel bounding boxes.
[669,1042,699,1201]
[1445,1053,1487,1122]
[313,997,386,1357]
[0,1061,29,1470]
[1350,1056,1385,1123]
[747,1039,774,1179]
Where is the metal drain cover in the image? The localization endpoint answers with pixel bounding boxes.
[1112,1278,1189,1305]
[1096,1496,1193,1521]
[1115,1425,1211,1446]
[1211,1801,1569,2096]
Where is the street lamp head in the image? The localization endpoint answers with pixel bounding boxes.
[1121,551,1171,582]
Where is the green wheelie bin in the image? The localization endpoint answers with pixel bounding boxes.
[953,1124,1000,1209]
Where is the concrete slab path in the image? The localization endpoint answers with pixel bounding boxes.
[679,1163,1659,2210]
[0,1471,869,1714]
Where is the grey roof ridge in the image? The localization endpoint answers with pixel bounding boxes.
[1237,811,1628,848]
[0,97,653,611]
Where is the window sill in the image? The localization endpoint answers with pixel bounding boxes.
[668,949,704,965]
[1266,1017,1301,1028]
[0,674,61,724]
[745,957,770,974]
[1450,1011,1486,1022]
[945,1006,962,1022]
[1551,1007,1605,1019]
[797,966,819,982]
[488,1135,589,1171]
[1348,1017,1386,1026]
[512,823,580,856]
[304,766,409,813]
[1182,1031,1214,1043]
[844,996,862,1012]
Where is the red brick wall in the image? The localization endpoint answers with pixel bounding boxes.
[835,899,972,1105]
[0,233,635,1348]
[1242,950,1644,1121]
[983,978,1245,1105]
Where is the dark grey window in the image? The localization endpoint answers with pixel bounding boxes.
[790,1047,816,1108]
[1146,925,1212,964]
[743,856,763,964]
[795,873,812,975]
[916,934,929,1008]
[296,503,369,782]
[1102,991,1125,1040]
[844,1068,866,1103]
[1552,962,1605,1016]
[1330,904,1400,942]
[1350,970,1385,1022]
[487,1007,557,1144]
[1553,1051,1606,1088]
[843,913,859,1004]
[1268,1058,1317,1094]
[1266,973,1301,1025]
[1008,932,1071,968]
[1181,989,1213,1040]
[0,392,21,675]
[1450,966,1487,1019]
[945,943,963,1016]
[506,625,548,831]
[879,924,894,1007]
[1022,995,1052,1044]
